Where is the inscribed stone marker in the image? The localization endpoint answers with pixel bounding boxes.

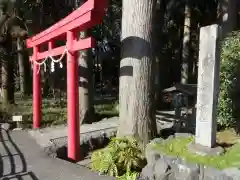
[195,24,220,148]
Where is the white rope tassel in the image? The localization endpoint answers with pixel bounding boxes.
[59,62,63,68]
[33,47,68,74]
[51,61,55,72]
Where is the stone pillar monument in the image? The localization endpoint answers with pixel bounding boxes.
[189,25,223,155]
[195,24,220,148]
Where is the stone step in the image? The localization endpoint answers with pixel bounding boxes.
[28,117,119,148]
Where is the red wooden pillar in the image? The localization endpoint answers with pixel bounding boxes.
[32,46,41,129]
[48,41,53,51]
[66,31,80,161]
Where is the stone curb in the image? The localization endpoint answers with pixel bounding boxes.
[44,127,117,157]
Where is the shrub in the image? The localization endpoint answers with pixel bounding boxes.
[217,31,240,127]
[90,136,145,178]
[117,171,139,180]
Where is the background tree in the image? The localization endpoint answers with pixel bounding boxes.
[181,1,191,84]
[78,29,95,124]
[218,0,237,37]
[75,0,95,124]
[0,0,27,106]
[17,38,29,96]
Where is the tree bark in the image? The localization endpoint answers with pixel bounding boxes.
[181,3,191,84]
[118,0,157,150]
[78,30,95,124]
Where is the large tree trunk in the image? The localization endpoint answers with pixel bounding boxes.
[118,0,157,150]
[78,30,95,124]
[181,4,191,84]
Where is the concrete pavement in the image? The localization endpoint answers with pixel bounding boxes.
[0,127,114,180]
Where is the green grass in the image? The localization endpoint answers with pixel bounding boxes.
[152,133,240,169]
[0,95,118,128]
[95,102,118,116]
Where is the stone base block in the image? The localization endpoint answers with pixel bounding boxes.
[188,142,224,156]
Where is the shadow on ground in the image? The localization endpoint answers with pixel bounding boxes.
[0,127,39,180]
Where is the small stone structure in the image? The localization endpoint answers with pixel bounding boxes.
[138,135,240,180]
[162,83,197,132]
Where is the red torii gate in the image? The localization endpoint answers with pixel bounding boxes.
[26,0,108,161]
